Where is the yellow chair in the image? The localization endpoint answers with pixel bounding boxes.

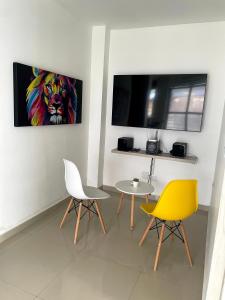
[139,179,198,271]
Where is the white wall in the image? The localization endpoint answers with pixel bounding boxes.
[87,26,106,187]
[203,104,225,299]
[103,22,225,206]
[0,5,91,232]
[98,28,111,187]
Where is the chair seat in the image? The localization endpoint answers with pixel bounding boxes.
[83,186,110,200]
[140,202,157,215]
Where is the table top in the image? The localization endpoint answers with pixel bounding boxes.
[115,180,154,195]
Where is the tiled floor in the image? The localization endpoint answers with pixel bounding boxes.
[0,192,207,300]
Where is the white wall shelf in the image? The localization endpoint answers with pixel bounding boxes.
[111,148,198,164]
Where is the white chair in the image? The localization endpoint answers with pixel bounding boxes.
[60,159,110,244]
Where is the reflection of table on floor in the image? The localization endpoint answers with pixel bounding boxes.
[115,180,154,230]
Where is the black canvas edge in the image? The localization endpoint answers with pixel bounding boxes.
[13,62,20,127]
[78,81,83,124]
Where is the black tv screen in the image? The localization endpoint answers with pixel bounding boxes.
[112,74,207,132]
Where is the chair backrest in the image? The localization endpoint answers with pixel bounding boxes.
[63,159,87,199]
[152,180,198,221]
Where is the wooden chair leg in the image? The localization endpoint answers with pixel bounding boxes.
[74,202,82,244]
[117,193,124,215]
[139,217,155,246]
[60,198,73,229]
[95,201,107,234]
[130,194,135,230]
[88,200,92,220]
[145,194,149,204]
[154,222,166,271]
[180,222,193,267]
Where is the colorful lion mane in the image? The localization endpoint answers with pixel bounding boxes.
[26,67,77,126]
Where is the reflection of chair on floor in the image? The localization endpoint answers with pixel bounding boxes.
[60,159,110,244]
[139,180,198,271]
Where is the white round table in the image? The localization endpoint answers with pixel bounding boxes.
[115,180,154,230]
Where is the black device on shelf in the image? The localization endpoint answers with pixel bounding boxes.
[170,142,187,157]
[146,139,161,155]
[117,137,134,152]
[112,74,207,132]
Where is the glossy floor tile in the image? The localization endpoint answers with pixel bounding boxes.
[40,254,139,300]
[0,213,74,295]
[0,192,207,299]
[0,280,34,300]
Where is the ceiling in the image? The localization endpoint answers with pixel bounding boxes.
[55,0,225,28]
[1,0,225,28]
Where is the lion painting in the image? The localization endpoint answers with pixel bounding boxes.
[13,63,82,127]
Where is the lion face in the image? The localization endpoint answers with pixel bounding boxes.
[43,74,69,125]
[26,67,77,126]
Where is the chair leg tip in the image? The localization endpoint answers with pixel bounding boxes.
[138,239,144,246]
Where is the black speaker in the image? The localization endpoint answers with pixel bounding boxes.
[146,139,161,155]
[117,137,134,151]
[170,142,187,157]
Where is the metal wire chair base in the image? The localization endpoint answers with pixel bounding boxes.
[150,219,184,243]
[68,198,99,221]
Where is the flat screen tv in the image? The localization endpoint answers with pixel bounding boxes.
[112,74,207,132]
